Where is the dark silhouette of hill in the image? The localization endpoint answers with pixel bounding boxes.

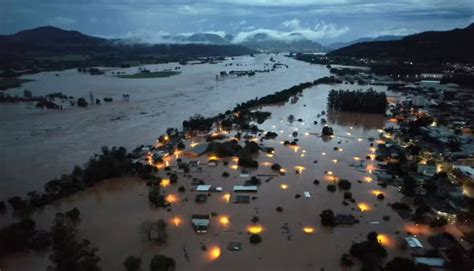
[328,24,474,62]
[0,26,255,74]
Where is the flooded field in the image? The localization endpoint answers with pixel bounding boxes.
[1,83,429,271]
[0,54,329,198]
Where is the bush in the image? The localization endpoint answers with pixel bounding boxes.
[65,208,80,220]
[338,179,351,190]
[150,255,175,271]
[327,184,336,192]
[349,232,387,270]
[340,253,354,267]
[322,126,334,136]
[320,209,335,227]
[177,142,185,150]
[77,98,88,107]
[344,192,352,199]
[124,256,142,271]
[276,207,283,212]
[0,219,39,256]
[238,157,259,168]
[222,171,230,177]
[246,176,261,186]
[377,193,385,200]
[170,174,178,184]
[249,234,262,244]
[271,163,282,171]
[149,187,167,208]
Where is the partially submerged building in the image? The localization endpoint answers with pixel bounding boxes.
[191,215,210,233]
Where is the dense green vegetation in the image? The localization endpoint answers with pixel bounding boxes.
[327,89,387,114]
[117,71,181,79]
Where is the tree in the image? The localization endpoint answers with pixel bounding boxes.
[320,209,336,226]
[141,219,168,245]
[338,179,352,190]
[322,126,334,136]
[48,215,101,271]
[148,187,167,208]
[249,234,262,244]
[123,256,141,271]
[0,219,39,257]
[350,231,387,271]
[150,255,175,271]
[77,98,88,107]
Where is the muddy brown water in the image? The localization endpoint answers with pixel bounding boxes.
[0,54,329,199]
[1,83,436,271]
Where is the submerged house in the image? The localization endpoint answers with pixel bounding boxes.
[191,215,210,233]
[233,185,258,192]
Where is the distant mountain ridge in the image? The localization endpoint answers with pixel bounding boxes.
[237,32,323,53]
[326,35,403,50]
[328,23,474,62]
[162,31,323,52]
[0,26,255,74]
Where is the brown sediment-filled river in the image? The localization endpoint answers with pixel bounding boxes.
[1,82,431,270]
[0,54,329,198]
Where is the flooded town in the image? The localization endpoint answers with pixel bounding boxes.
[1,1,473,271]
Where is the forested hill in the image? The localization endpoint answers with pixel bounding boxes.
[0,26,255,73]
[328,23,474,63]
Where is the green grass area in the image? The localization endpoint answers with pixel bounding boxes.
[0,78,33,91]
[117,71,181,79]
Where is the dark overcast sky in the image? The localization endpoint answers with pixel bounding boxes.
[1,0,473,44]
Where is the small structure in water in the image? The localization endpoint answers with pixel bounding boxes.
[191,215,210,233]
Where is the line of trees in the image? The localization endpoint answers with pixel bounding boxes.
[182,76,341,131]
[6,146,155,215]
[327,89,387,114]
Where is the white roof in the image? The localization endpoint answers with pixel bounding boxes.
[192,219,210,226]
[454,165,474,177]
[233,185,258,191]
[405,237,423,248]
[196,185,211,191]
[304,192,311,198]
[240,173,250,178]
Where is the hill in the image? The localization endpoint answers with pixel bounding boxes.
[238,32,323,53]
[328,24,474,63]
[0,26,255,75]
[326,35,402,51]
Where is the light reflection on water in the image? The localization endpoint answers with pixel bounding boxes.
[0,54,329,198]
[0,68,415,271]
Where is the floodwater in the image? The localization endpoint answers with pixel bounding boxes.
[1,83,425,270]
[0,54,329,198]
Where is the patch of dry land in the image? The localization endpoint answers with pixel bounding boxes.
[1,83,457,270]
